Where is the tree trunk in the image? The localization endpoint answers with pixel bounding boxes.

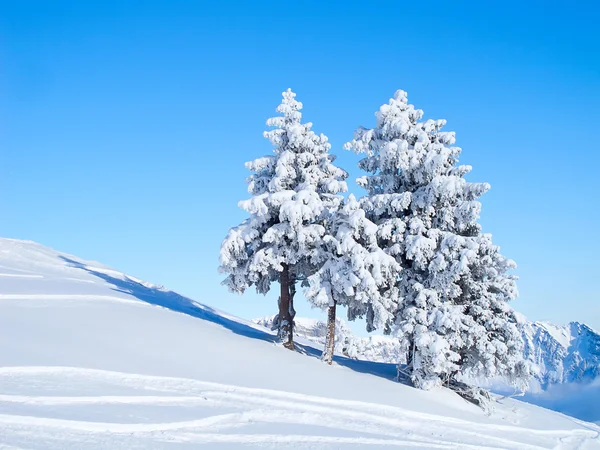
[278,264,294,350]
[322,297,336,364]
[289,276,297,324]
[397,338,416,384]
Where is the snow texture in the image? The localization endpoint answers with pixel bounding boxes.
[1,238,599,448]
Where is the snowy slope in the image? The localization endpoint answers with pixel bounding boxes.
[254,316,600,423]
[1,238,599,449]
[254,317,600,388]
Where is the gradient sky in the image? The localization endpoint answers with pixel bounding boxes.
[2,1,599,333]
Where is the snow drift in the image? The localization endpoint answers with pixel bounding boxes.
[1,238,599,449]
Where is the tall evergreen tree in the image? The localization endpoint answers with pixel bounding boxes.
[305,194,399,363]
[220,89,347,349]
[345,90,529,389]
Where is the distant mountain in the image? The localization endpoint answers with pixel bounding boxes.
[254,316,600,389]
[522,321,600,387]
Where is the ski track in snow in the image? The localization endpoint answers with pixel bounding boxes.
[0,367,597,449]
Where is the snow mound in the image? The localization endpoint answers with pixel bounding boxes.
[1,238,599,449]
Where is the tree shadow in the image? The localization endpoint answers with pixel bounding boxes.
[59,256,276,344]
[60,256,400,383]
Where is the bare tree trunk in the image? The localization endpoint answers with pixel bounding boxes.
[321,297,336,364]
[289,274,297,323]
[278,264,294,350]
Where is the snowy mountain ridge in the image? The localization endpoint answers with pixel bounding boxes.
[523,321,600,386]
[253,316,600,389]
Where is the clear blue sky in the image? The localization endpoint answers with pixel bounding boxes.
[2,1,599,332]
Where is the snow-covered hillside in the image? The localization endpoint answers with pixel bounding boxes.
[1,238,599,449]
[254,317,600,385]
[254,316,600,423]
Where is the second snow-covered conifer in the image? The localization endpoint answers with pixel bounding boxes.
[345,90,529,390]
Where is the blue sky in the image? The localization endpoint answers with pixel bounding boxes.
[2,1,599,333]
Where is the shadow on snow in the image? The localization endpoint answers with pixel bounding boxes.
[60,256,399,383]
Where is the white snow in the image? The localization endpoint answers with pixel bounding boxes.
[0,238,599,449]
[537,322,572,350]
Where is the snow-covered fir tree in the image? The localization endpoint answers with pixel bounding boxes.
[344,90,529,390]
[219,89,348,349]
[305,194,399,363]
